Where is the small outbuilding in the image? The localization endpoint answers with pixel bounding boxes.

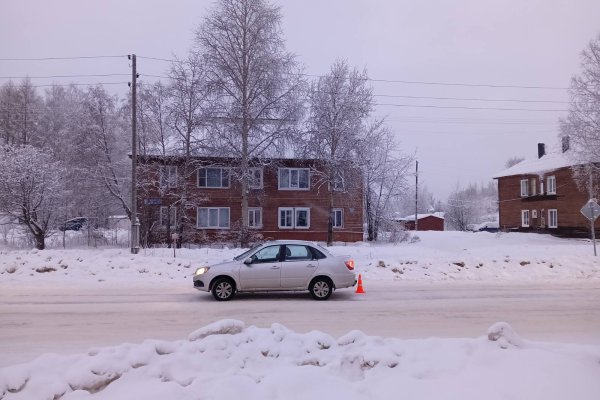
[394,212,445,231]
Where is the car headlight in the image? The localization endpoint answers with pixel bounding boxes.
[195,267,210,276]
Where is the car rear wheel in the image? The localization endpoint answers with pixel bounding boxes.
[309,277,333,300]
[211,278,235,301]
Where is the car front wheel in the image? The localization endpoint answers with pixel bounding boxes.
[211,278,235,301]
[309,277,333,300]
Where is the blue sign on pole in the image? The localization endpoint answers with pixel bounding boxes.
[144,198,162,205]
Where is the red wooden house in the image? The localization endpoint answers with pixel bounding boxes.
[136,156,364,245]
[394,212,445,231]
[493,141,599,237]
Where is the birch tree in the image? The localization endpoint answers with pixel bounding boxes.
[0,145,66,249]
[195,0,304,247]
[360,124,413,241]
[560,34,600,195]
[305,60,373,245]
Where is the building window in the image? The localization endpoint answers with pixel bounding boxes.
[160,166,177,188]
[521,210,530,227]
[198,167,230,188]
[159,206,176,227]
[278,207,310,229]
[332,208,343,228]
[279,168,309,190]
[548,209,558,228]
[248,168,263,189]
[248,207,262,228]
[333,171,345,191]
[520,179,529,197]
[197,207,230,229]
[546,175,556,195]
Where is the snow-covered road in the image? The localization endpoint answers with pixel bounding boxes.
[1,281,599,367]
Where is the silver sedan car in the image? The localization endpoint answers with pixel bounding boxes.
[193,240,356,301]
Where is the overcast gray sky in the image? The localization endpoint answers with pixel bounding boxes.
[2,0,599,200]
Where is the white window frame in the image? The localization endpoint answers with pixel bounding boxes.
[520,179,529,197]
[532,209,538,218]
[197,167,230,189]
[248,167,263,189]
[248,207,263,229]
[546,175,556,195]
[278,207,294,229]
[548,209,558,228]
[332,208,343,228]
[294,207,310,229]
[159,206,177,227]
[278,207,311,229]
[197,207,230,229]
[521,210,530,227]
[332,171,345,191]
[278,168,310,190]
[530,178,537,196]
[160,166,177,188]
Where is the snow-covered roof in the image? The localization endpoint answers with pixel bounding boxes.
[394,212,445,221]
[493,151,576,178]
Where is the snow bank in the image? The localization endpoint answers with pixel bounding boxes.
[1,232,599,286]
[1,321,599,400]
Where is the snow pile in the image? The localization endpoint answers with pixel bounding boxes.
[1,320,599,400]
[1,232,599,286]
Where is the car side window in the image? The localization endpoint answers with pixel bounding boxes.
[309,246,326,260]
[251,245,281,263]
[283,245,312,261]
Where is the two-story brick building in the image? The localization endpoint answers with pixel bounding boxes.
[494,142,599,237]
[136,156,364,245]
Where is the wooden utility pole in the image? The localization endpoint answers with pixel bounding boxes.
[130,54,140,254]
[415,160,419,231]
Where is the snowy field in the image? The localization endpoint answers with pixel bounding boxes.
[1,231,600,285]
[1,232,600,399]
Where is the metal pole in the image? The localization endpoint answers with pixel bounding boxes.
[415,160,418,231]
[130,54,139,254]
[590,173,596,256]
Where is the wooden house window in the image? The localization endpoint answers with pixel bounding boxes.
[548,209,558,228]
[160,166,177,188]
[332,208,343,228]
[197,207,230,229]
[278,207,310,229]
[521,210,530,227]
[279,168,310,190]
[546,176,556,194]
[248,207,262,228]
[198,167,230,188]
[248,168,263,189]
[159,206,177,227]
[520,179,529,197]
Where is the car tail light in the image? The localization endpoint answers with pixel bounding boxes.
[345,259,355,271]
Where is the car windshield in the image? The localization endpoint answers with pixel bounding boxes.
[233,245,261,261]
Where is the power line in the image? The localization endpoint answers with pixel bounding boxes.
[373,93,568,104]
[0,74,130,79]
[0,55,127,61]
[1,82,129,88]
[375,103,568,112]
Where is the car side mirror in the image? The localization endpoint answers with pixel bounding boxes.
[243,258,253,265]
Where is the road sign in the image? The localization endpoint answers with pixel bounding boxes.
[580,200,600,221]
[144,198,162,205]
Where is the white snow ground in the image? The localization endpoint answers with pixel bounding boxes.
[1,232,600,399]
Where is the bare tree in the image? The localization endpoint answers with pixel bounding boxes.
[360,124,413,241]
[0,79,43,146]
[0,145,66,249]
[505,156,525,169]
[560,34,600,194]
[304,60,373,245]
[195,0,304,246]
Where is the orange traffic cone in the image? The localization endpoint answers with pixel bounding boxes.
[355,274,365,294]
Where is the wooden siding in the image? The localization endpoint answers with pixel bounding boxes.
[403,216,445,231]
[497,167,600,236]
[137,157,364,244]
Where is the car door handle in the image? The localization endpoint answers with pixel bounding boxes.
[307,264,316,268]
[271,265,280,269]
